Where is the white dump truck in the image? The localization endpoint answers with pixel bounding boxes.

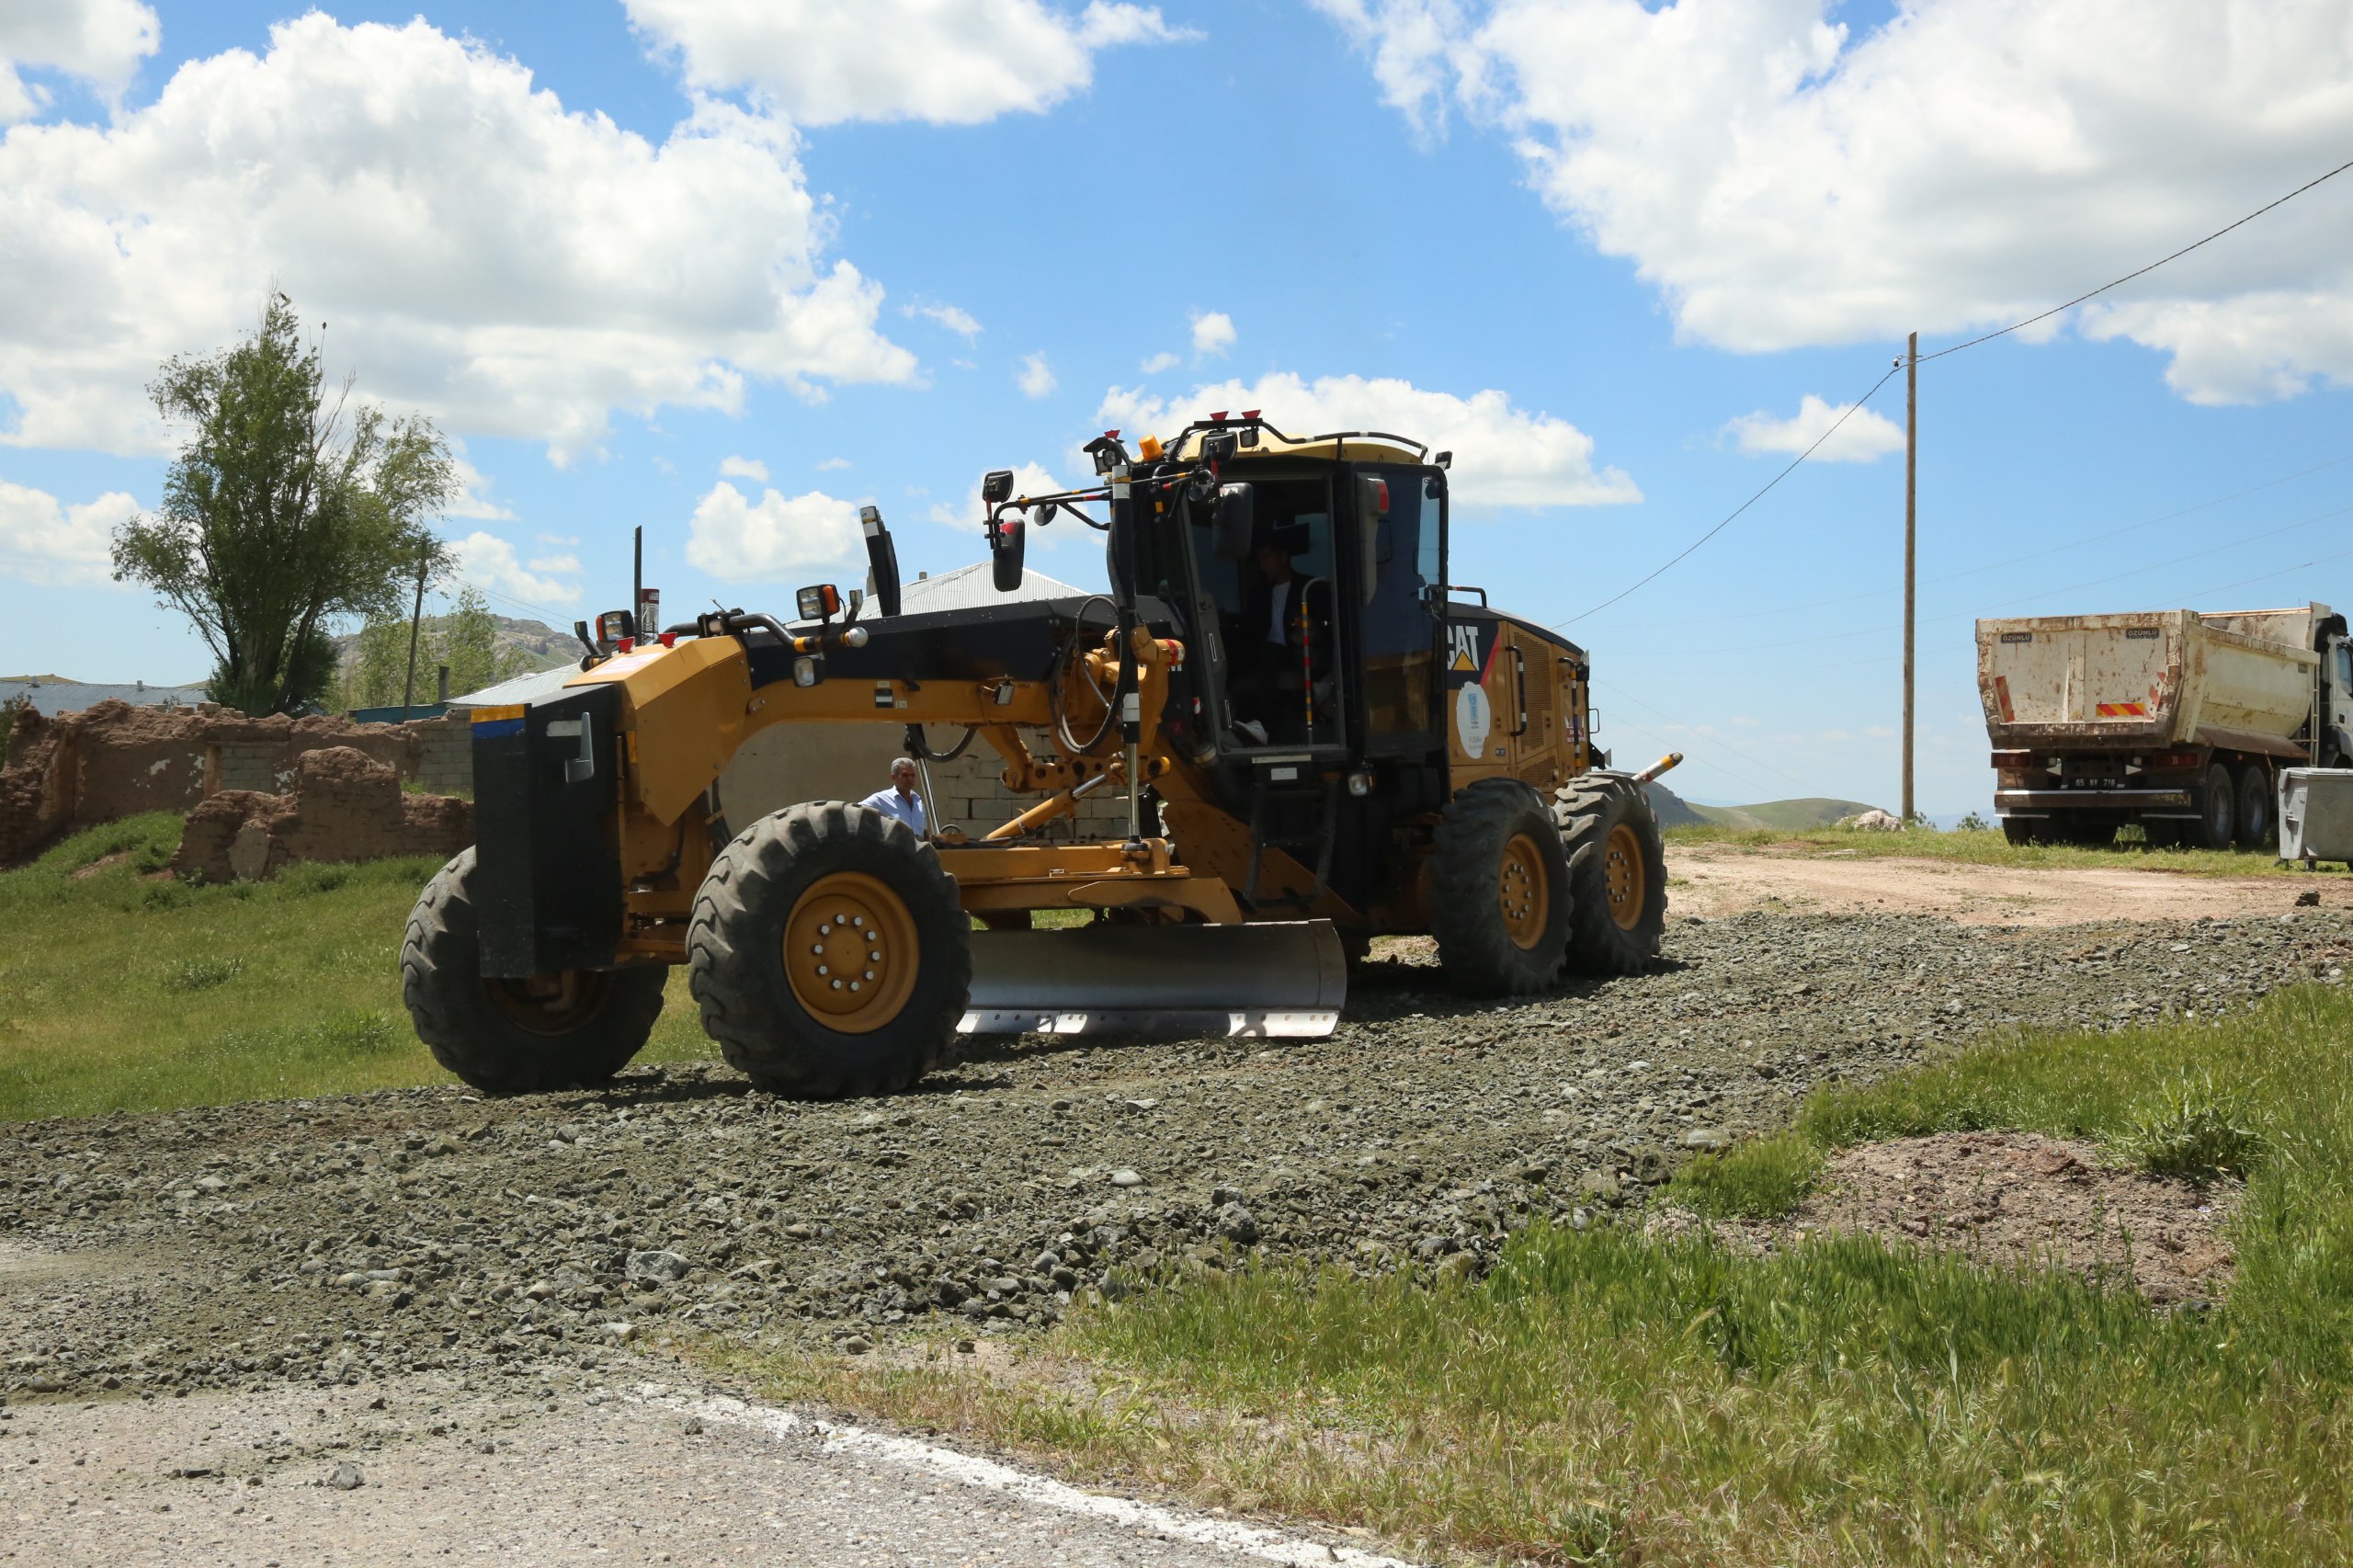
[1975,603,2353,848]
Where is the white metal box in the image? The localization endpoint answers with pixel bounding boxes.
[2278,768,2353,865]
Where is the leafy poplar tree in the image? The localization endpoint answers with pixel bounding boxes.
[111,294,459,715]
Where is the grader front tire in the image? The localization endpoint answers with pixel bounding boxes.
[688,802,971,1098]
[401,847,665,1095]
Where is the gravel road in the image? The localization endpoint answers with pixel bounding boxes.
[6,903,2347,1411]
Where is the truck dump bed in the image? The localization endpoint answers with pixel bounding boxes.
[1977,606,2325,757]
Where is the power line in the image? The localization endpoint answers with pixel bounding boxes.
[1689,449,2353,627]
[1593,676,1825,795]
[1561,363,1904,626]
[1654,497,2353,660]
[1915,155,2353,365]
[1564,152,2353,629]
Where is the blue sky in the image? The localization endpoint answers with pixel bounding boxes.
[4,0,2350,816]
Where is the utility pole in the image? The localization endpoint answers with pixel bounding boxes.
[1903,330,1918,827]
[399,540,429,723]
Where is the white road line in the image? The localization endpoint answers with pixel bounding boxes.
[639,1384,1425,1568]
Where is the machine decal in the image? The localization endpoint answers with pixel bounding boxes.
[1443,619,1498,687]
[1455,682,1493,758]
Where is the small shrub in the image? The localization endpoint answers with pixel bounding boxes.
[1667,1132,1824,1219]
[165,956,244,992]
[2122,1069,2264,1179]
[1956,810,1991,832]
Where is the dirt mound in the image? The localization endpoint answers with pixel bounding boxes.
[1678,1131,2239,1306]
[172,746,470,881]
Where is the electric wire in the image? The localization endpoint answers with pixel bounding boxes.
[1567,153,2353,627]
[1914,155,2353,365]
[1561,363,1904,626]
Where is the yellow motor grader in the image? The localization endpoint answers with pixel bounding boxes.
[401,415,1675,1096]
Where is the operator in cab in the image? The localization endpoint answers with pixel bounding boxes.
[861,756,928,837]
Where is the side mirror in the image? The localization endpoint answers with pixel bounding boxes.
[982,470,1016,506]
[1212,483,1254,562]
[1201,430,1237,465]
[859,504,902,617]
[595,608,636,643]
[990,506,1027,592]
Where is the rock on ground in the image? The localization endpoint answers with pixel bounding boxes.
[1,911,2347,1406]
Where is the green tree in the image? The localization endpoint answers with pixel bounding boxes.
[111,294,459,716]
[437,585,525,699]
[327,586,525,713]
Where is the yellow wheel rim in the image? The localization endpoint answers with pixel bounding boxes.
[1498,831,1550,949]
[784,871,919,1034]
[1605,823,1647,931]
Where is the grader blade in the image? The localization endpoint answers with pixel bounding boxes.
[959,920,1347,1038]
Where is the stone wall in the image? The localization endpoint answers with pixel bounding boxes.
[0,699,467,865]
[172,747,472,883]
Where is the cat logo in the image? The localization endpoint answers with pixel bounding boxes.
[1447,621,1482,674]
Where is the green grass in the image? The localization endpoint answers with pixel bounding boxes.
[746,982,2353,1565]
[0,815,722,1121]
[1665,821,2300,877]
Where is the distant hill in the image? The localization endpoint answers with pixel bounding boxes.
[1643,780,1710,827]
[327,613,574,682]
[1644,782,1887,831]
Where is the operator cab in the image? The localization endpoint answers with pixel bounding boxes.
[1140,427,1450,772]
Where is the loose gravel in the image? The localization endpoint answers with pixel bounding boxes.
[5,908,2349,1404]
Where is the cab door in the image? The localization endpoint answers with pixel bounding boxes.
[1354,464,1446,758]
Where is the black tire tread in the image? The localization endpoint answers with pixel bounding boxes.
[687,802,971,1098]
[400,847,665,1095]
[1427,778,1574,996]
[1553,775,1669,975]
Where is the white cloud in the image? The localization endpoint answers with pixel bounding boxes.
[815,456,851,472]
[1018,351,1058,399]
[1316,0,2353,403]
[449,530,582,605]
[0,16,917,461]
[444,451,514,520]
[929,461,1065,528]
[686,481,864,581]
[1189,310,1235,358]
[1722,394,1904,463]
[0,0,158,122]
[1139,350,1179,374]
[0,480,136,585]
[905,299,983,340]
[1096,371,1639,508]
[719,454,769,483]
[624,0,1192,127]
[535,531,580,546]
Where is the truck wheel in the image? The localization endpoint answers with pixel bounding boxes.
[2001,818,2037,846]
[2234,762,2275,848]
[1555,777,1669,974]
[2188,764,2236,850]
[688,802,971,1097]
[1429,779,1574,995]
[402,847,665,1095]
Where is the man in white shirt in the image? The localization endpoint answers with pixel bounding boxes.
[860,757,928,836]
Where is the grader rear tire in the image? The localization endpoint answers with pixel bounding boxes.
[401,847,665,1095]
[1555,776,1668,975]
[688,802,971,1097]
[1428,778,1574,995]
